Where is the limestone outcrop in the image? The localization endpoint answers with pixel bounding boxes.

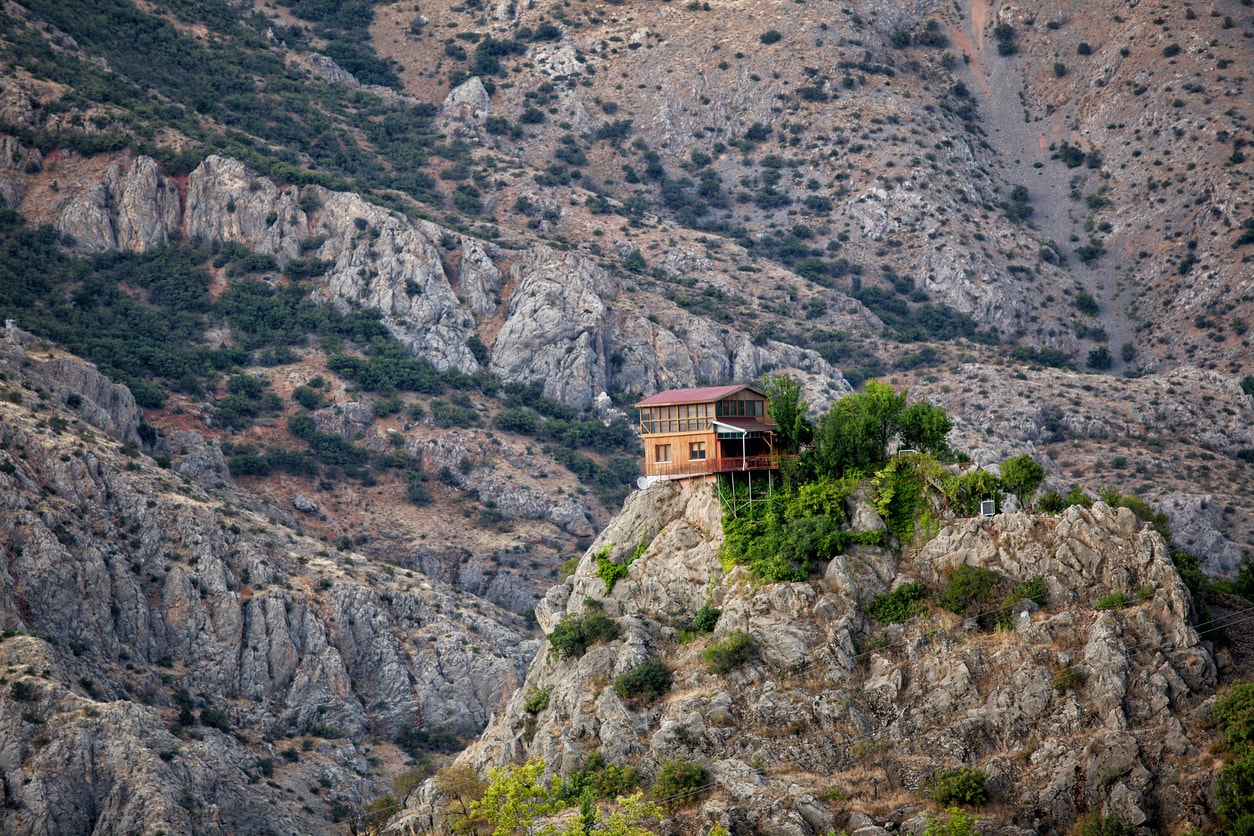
[429,478,1220,835]
[0,347,536,832]
[14,150,858,409]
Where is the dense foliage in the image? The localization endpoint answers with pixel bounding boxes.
[868,582,928,624]
[721,473,883,580]
[702,629,754,674]
[809,381,954,480]
[1,0,444,205]
[548,611,620,660]
[556,751,642,804]
[936,565,1005,617]
[613,659,672,703]
[1212,681,1254,833]
[722,381,964,579]
[999,454,1046,509]
[931,766,990,807]
[690,605,721,634]
[438,756,660,836]
[650,759,709,809]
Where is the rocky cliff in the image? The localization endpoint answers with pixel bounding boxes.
[0,146,861,411]
[416,476,1224,834]
[0,338,535,833]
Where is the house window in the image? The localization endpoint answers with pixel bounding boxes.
[655,444,671,463]
[689,441,706,461]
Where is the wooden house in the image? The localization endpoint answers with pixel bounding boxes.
[635,384,783,479]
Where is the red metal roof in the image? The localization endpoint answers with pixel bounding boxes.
[636,384,764,407]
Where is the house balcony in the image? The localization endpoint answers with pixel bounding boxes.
[649,453,799,480]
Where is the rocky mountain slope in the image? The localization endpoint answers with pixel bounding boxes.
[0,0,1252,831]
[0,0,1251,584]
[0,331,534,833]
[412,476,1228,834]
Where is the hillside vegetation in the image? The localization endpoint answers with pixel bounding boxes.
[419,396,1243,833]
[0,0,1252,831]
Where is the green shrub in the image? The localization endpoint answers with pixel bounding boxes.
[651,759,708,809]
[871,456,932,542]
[1074,813,1135,836]
[557,751,641,802]
[1065,486,1093,508]
[199,707,231,732]
[703,629,754,674]
[494,408,538,435]
[720,473,870,581]
[310,722,343,739]
[1087,346,1112,370]
[10,680,36,701]
[292,385,322,409]
[938,565,1005,617]
[932,766,989,806]
[1212,682,1254,830]
[759,29,783,44]
[1213,682,1254,756]
[406,480,432,506]
[431,399,479,428]
[924,807,978,836]
[1038,491,1065,513]
[690,605,721,634]
[594,544,632,594]
[991,23,1016,54]
[613,659,672,703]
[1008,576,1048,607]
[549,612,620,660]
[1217,757,1254,832]
[868,582,928,624]
[1095,592,1129,611]
[395,727,461,757]
[524,686,551,714]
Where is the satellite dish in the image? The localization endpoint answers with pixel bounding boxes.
[636,476,651,490]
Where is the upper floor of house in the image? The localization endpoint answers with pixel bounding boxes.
[635,385,781,478]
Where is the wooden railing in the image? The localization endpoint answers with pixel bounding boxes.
[649,454,798,479]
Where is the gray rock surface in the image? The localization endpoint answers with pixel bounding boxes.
[314,401,376,441]
[430,478,1219,835]
[14,149,862,412]
[0,348,536,833]
[441,77,495,122]
[0,329,142,444]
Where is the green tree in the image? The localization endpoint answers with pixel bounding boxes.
[557,791,663,835]
[763,373,812,454]
[811,381,906,477]
[898,400,952,456]
[471,758,559,836]
[999,454,1045,509]
[931,766,990,806]
[1217,758,1254,834]
[437,764,488,834]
